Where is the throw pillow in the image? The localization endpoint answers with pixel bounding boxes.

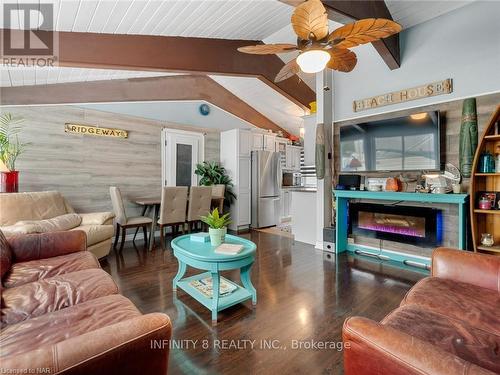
[16,213,82,233]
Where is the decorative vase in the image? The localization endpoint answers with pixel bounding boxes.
[478,197,492,210]
[385,177,401,192]
[315,123,325,180]
[0,171,19,193]
[209,227,226,247]
[459,98,478,177]
[480,233,494,247]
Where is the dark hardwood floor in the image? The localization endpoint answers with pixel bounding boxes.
[102,230,424,375]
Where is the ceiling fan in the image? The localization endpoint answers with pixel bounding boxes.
[237,0,402,82]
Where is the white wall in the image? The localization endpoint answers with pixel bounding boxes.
[79,100,253,132]
[333,1,500,122]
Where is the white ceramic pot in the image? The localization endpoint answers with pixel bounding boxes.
[209,227,226,246]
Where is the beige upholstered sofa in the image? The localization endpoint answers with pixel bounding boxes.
[0,191,114,259]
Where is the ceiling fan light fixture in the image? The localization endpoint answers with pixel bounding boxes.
[410,112,428,121]
[296,50,331,74]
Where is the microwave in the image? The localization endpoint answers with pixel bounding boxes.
[282,172,302,187]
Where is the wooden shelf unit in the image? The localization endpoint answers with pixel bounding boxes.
[476,245,500,254]
[484,134,500,141]
[470,104,500,254]
[473,209,500,215]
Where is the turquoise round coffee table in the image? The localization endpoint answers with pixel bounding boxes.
[171,234,257,323]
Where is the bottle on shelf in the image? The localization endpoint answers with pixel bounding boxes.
[478,151,495,173]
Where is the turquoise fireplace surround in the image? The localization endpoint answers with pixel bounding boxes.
[334,190,469,270]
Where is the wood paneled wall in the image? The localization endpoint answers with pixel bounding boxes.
[0,105,220,215]
[334,92,500,189]
[333,92,500,252]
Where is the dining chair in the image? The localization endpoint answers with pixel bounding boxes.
[186,186,212,232]
[109,186,153,252]
[211,184,225,214]
[158,186,188,249]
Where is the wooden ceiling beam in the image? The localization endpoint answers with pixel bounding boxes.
[0,75,290,136]
[280,0,401,69]
[0,29,315,110]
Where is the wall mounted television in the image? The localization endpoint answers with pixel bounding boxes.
[339,111,441,172]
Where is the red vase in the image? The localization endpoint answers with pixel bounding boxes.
[1,171,19,193]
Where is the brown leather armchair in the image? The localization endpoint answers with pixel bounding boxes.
[343,248,500,375]
[1,230,172,374]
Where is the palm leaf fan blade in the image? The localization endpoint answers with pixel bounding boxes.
[327,49,357,72]
[237,44,297,55]
[328,18,402,49]
[274,59,300,83]
[291,0,329,41]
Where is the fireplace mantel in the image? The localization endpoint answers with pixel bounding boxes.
[333,190,469,270]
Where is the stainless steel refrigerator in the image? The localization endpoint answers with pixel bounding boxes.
[251,150,281,228]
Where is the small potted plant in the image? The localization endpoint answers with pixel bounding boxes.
[0,113,30,193]
[200,208,231,246]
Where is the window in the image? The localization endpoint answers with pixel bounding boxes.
[340,139,366,171]
[176,144,193,187]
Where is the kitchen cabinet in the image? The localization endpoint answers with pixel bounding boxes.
[290,190,317,245]
[239,130,251,157]
[264,134,276,151]
[252,132,276,151]
[220,129,251,231]
[279,189,292,222]
[275,137,288,167]
[252,133,264,150]
[285,145,302,171]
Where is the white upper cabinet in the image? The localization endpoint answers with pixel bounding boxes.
[252,132,276,152]
[252,133,264,150]
[263,134,276,151]
[275,138,288,167]
[239,130,251,157]
[285,145,302,171]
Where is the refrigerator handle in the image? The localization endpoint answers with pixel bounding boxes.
[277,155,282,190]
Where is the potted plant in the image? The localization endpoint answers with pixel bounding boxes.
[200,208,231,246]
[195,161,236,207]
[0,113,29,193]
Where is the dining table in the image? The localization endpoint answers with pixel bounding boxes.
[133,195,225,251]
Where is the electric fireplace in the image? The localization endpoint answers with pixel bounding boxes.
[349,202,442,247]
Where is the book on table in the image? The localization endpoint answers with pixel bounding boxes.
[215,243,244,255]
[189,277,237,298]
[190,233,210,242]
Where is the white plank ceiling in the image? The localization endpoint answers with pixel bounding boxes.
[0,66,180,87]
[0,0,477,136]
[385,0,475,29]
[0,1,476,37]
[210,74,306,134]
[0,0,293,40]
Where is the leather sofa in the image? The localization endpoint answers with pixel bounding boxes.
[343,248,500,375]
[0,191,115,259]
[0,230,171,374]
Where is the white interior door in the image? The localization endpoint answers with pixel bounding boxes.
[162,129,204,187]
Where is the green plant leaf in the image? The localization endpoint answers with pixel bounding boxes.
[194,161,237,205]
[0,113,28,171]
[200,208,231,229]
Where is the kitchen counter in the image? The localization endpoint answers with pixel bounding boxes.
[282,186,317,193]
[290,189,317,245]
